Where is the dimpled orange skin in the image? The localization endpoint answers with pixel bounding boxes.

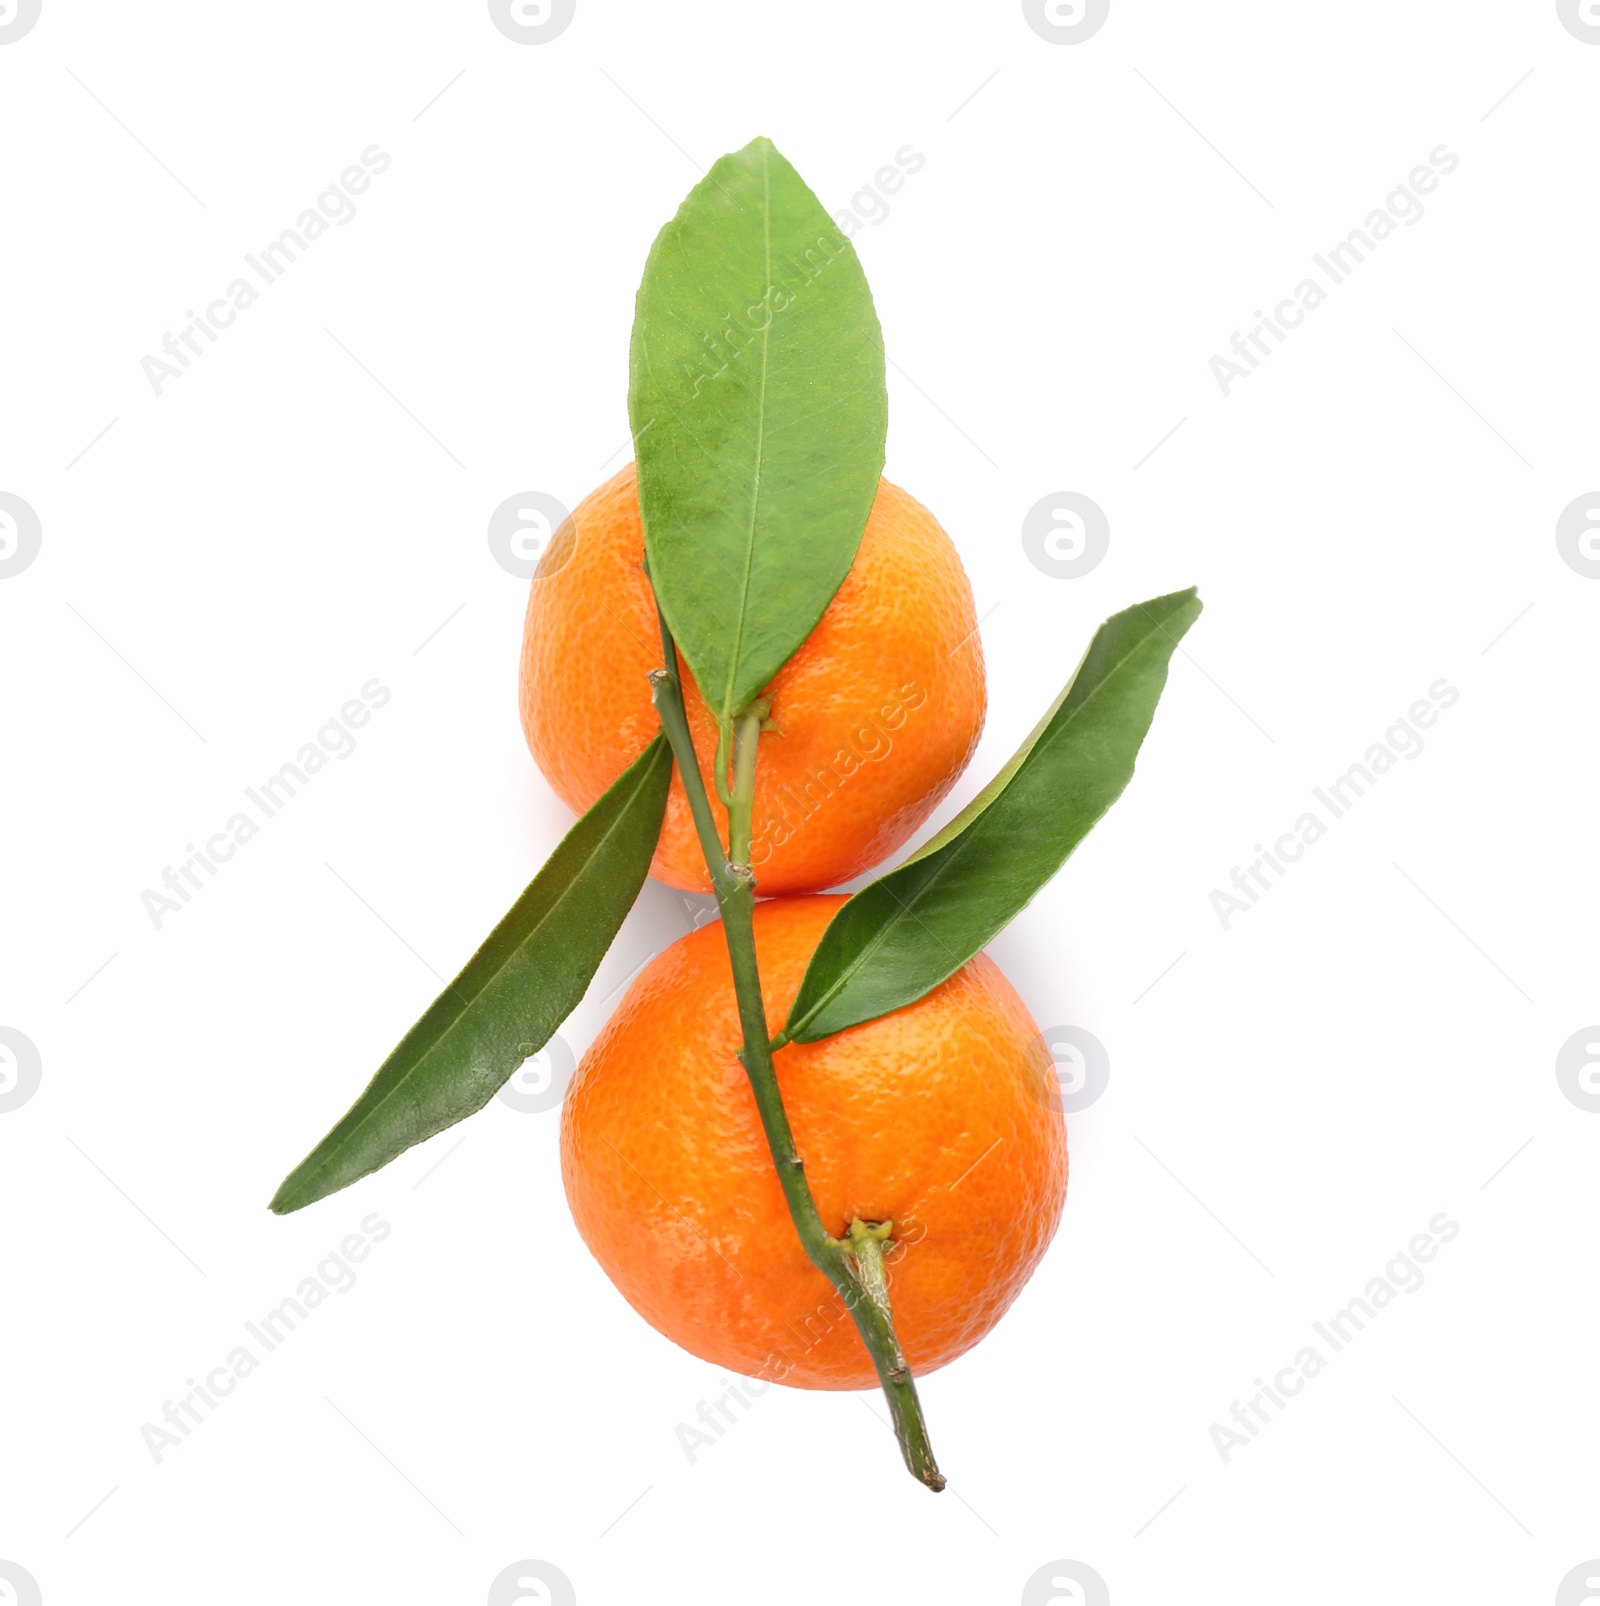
[518,464,986,894]
[560,895,1068,1389]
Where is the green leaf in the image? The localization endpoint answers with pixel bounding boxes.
[270,736,672,1214]
[783,589,1202,1043]
[629,136,887,725]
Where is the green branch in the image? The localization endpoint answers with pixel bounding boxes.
[647,620,945,1492]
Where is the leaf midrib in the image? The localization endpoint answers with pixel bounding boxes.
[789,606,1186,1037]
[717,142,774,722]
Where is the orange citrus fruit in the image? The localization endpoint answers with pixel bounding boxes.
[560,894,1068,1389]
[519,464,986,894]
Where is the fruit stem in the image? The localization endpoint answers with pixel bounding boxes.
[844,1218,902,1366]
[647,613,946,1495]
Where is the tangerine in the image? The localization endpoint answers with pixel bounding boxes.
[519,464,985,894]
[560,894,1068,1389]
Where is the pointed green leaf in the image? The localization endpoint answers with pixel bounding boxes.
[784,589,1202,1043]
[270,736,672,1214]
[629,136,887,724]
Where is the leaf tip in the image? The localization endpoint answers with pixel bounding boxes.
[269,1154,335,1216]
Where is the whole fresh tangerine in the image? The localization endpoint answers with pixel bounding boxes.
[560,894,1068,1389]
[518,464,986,894]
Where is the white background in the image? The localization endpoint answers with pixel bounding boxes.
[2,2,1597,1602]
